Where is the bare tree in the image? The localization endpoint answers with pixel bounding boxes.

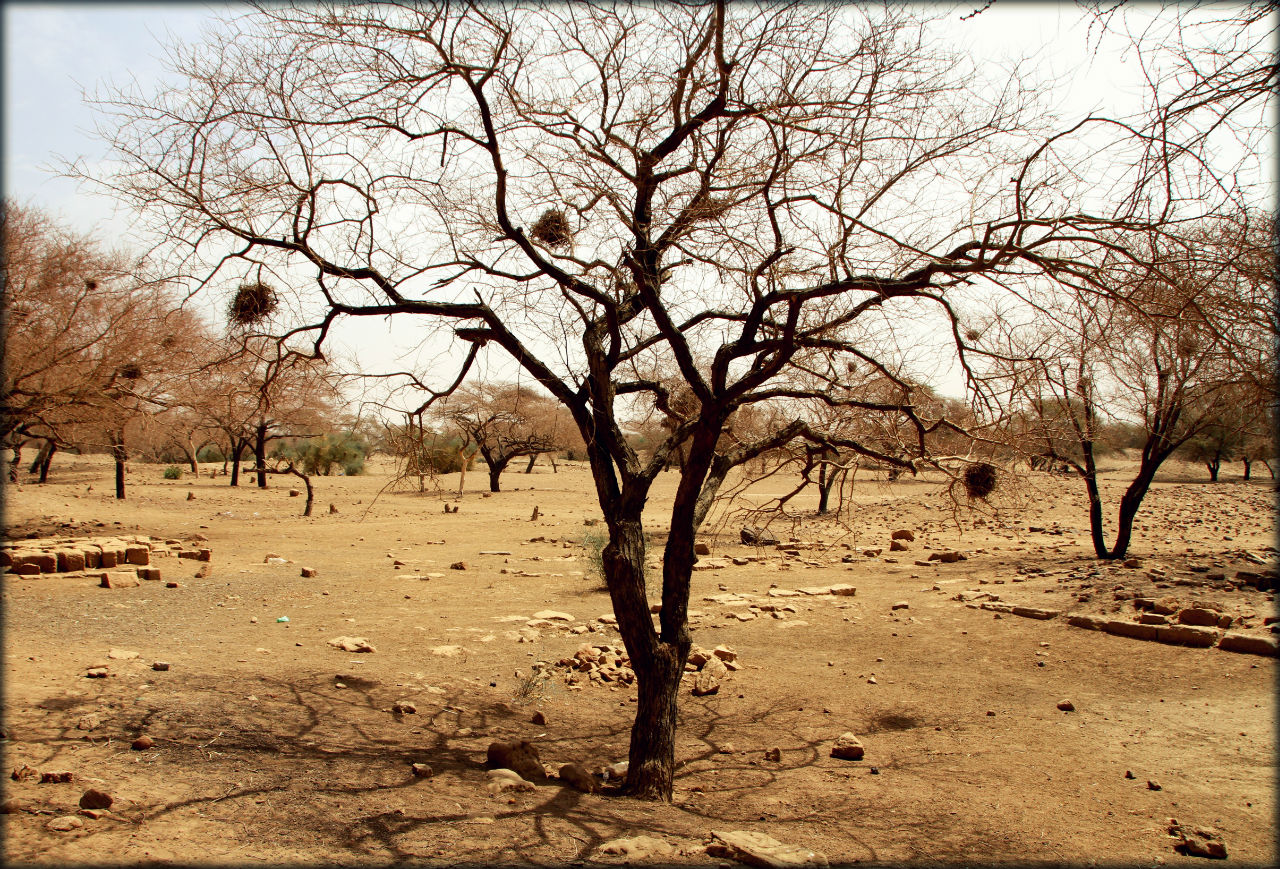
[89,3,1257,800]
[434,382,565,492]
[983,219,1269,557]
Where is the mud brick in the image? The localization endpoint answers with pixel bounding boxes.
[125,545,150,566]
[55,550,86,572]
[83,548,102,568]
[13,563,42,576]
[100,571,140,589]
[1176,607,1221,627]
[197,549,212,562]
[1102,619,1159,641]
[1217,632,1279,657]
[1155,624,1218,648]
[1011,606,1059,620]
[28,552,57,573]
[0,550,11,568]
[1065,613,1107,630]
[137,567,162,581]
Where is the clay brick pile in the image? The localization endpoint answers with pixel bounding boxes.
[0,536,210,588]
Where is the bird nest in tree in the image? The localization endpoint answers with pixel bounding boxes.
[530,208,572,248]
[962,462,998,499]
[684,195,733,223]
[228,281,279,327]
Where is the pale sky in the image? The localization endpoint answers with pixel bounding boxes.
[3,3,1273,404]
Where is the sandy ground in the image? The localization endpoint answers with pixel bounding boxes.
[2,452,1276,867]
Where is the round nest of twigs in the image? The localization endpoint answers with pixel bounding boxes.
[530,208,572,248]
[962,462,998,499]
[228,281,279,327]
[685,195,733,223]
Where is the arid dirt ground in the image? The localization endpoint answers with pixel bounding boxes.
[2,453,1276,867]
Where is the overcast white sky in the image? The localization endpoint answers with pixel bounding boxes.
[3,2,1273,403]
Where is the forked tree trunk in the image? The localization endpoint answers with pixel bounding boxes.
[486,453,510,492]
[524,453,537,473]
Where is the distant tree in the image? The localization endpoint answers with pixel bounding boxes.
[436,382,566,493]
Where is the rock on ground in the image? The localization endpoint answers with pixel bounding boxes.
[830,732,865,760]
[485,739,544,781]
[708,830,829,868]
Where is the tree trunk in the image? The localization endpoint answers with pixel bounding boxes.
[110,433,127,500]
[230,441,245,486]
[487,455,510,492]
[549,453,558,473]
[1205,455,1221,482]
[1242,458,1252,480]
[38,441,56,483]
[8,442,20,483]
[255,423,268,488]
[186,438,199,473]
[524,453,537,473]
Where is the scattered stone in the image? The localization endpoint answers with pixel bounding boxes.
[107,648,138,660]
[392,700,417,715]
[486,767,536,794]
[831,732,865,761]
[891,529,915,542]
[1057,699,1075,712]
[558,762,598,793]
[1011,606,1059,620]
[47,815,84,832]
[76,713,102,731]
[708,830,829,868]
[532,610,573,621]
[1147,779,1162,791]
[131,735,154,750]
[891,600,909,610]
[85,667,108,679]
[11,764,39,782]
[530,710,547,726]
[329,503,339,514]
[889,540,909,552]
[486,739,544,781]
[79,789,113,810]
[928,550,967,563]
[597,836,678,861]
[450,561,467,570]
[695,542,712,556]
[430,645,466,658]
[829,584,857,597]
[300,567,318,578]
[740,527,779,546]
[1,797,32,813]
[152,661,170,671]
[692,670,721,696]
[411,763,434,778]
[327,636,376,653]
[1168,821,1228,859]
[40,771,74,783]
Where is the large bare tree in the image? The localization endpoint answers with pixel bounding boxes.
[89,2,1256,799]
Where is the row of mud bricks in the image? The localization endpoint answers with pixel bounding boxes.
[1063,611,1277,656]
[1,537,211,585]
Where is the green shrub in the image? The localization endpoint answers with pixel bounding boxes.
[273,432,369,476]
[163,465,183,480]
[581,528,607,589]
